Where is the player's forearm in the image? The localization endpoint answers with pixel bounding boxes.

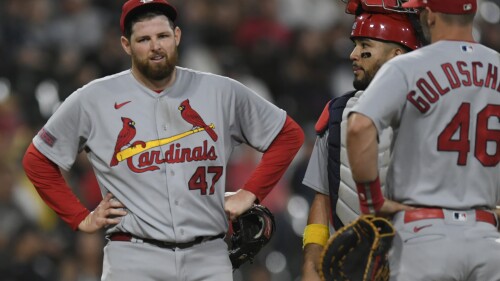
[301,195,330,276]
[243,115,304,202]
[347,113,385,214]
[22,143,90,230]
[302,194,331,247]
[346,113,379,182]
[307,193,331,225]
[302,243,324,276]
[302,193,330,276]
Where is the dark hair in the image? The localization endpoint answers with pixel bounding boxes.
[123,10,175,39]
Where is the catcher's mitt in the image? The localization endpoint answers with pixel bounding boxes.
[320,215,395,281]
[228,204,275,269]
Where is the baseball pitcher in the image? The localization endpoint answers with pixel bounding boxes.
[22,1,304,280]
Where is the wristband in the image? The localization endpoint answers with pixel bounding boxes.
[303,224,330,248]
[355,176,385,214]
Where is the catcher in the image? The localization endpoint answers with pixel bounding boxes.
[301,0,422,280]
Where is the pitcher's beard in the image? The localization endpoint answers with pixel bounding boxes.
[134,51,178,81]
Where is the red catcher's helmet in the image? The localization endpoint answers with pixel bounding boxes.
[350,13,421,50]
[344,0,417,14]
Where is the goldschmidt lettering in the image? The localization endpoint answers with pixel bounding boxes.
[407,61,499,113]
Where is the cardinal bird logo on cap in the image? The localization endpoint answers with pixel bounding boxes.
[178,99,218,142]
[110,117,137,166]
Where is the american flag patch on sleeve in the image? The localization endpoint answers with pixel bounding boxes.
[38,128,57,147]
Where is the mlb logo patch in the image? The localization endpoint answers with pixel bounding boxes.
[461,45,473,53]
[453,211,468,222]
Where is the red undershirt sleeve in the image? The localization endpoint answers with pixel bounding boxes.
[22,143,90,230]
[243,115,305,203]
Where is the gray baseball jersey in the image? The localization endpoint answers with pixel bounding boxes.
[33,66,286,242]
[352,41,500,209]
[303,91,392,226]
[353,40,500,281]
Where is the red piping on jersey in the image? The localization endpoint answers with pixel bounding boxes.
[315,100,331,134]
[22,143,90,231]
[243,115,304,203]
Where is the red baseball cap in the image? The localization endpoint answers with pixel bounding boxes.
[120,0,177,34]
[402,0,476,14]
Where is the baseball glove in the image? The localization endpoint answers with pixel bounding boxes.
[320,215,395,281]
[228,204,275,269]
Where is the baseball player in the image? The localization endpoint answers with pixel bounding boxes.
[347,0,500,280]
[301,6,422,279]
[22,1,304,280]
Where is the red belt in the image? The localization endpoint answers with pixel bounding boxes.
[107,232,225,250]
[404,208,497,226]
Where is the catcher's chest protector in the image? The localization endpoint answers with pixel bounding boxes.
[325,91,357,229]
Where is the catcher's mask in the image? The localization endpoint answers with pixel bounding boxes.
[351,13,421,50]
[229,205,275,269]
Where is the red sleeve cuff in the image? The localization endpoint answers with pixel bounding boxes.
[356,176,385,214]
[243,115,304,202]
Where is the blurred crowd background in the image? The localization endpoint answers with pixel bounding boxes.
[0,0,499,280]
